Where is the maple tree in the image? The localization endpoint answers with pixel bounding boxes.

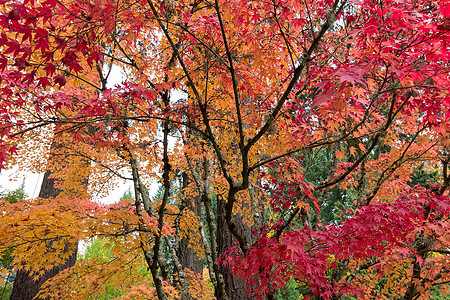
[0,0,450,299]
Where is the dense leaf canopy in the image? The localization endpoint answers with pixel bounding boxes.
[0,0,449,299]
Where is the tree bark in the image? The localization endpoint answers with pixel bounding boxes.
[177,173,203,276]
[10,133,90,300]
[217,197,253,300]
[10,170,79,300]
[174,173,203,299]
[177,203,203,276]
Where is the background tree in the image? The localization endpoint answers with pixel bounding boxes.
[9,138,90,300]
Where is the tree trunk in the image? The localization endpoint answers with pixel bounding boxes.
[177,173,203,299]
[177,203,203,275]
[217,197,253,300]
[10,170,79,300]
[10,133,90,300]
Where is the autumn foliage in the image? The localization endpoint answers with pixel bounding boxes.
[0,0,450,299]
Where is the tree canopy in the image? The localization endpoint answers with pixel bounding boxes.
[0,0,449,299]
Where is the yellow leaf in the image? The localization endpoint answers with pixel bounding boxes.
[336,149,346,160]
[358,143,366,152]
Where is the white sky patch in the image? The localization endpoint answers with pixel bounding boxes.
[0,168,43,198]
[0,167,137,204]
